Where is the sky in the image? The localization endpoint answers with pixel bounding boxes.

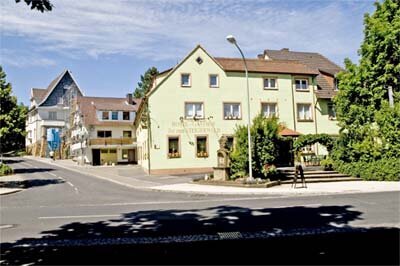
[1,0,376,105]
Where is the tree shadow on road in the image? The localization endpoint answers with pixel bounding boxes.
[13,168,55,174]
[1,205,399,265]
[0,178,65,189]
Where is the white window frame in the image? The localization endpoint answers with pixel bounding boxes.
[297,103,313,121]
[223,103,241,120]
[295,79,309,90]
[209,74,219,88]
[263,78,277,89]
[181,73,191,87]
[261,102,278,118]
[185,102,204,119]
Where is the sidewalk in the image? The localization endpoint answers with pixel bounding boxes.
[0,174,24,195]
[27,157,400,196]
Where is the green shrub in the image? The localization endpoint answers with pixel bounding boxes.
[0,163,13,176]
[262,164,278,180]
[334,158,400,181]
[230,115,280,179]
[320,158,334,171]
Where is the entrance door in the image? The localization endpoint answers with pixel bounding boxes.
[128,149,136,164]
[92,149,100,166]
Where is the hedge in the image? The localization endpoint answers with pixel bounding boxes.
[334,158,400,181]
[0,163,14,176]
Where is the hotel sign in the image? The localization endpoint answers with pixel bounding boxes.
[168,121,221,134]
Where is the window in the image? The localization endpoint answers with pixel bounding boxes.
[122,149,128,159]
[196,136,208,158]
[111,111,118,120]
[261,103,278,118]
[48,112,57,120]
[209,74,219,88]
[102,111,109,120]
[224,103,241,119]
[297,104,312,121]
[185,102,204,119]
[263,78,277,89]
[181,73,191,87]
[295,79,308,90]
[226,136,234,151]
[334,78,339,91]
[168,137,180,158]
[97,131,112,138]
[328,102,336,120]
[123,131,132,138]
[123,112,130,120]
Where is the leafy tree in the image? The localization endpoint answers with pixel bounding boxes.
[230,115,280,179]
[15,0,52,12]
[334,0,400,162]
[134,67,159,98]
[0,66,28,154]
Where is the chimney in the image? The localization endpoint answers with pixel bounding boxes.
[281,48,289,52]
[126,93,133,105]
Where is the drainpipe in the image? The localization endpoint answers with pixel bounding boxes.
[312,77,319,155]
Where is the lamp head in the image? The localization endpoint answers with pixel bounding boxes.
[226,35,236,44]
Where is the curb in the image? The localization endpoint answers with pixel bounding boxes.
[0,188,23,196]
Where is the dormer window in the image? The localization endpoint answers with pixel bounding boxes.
[295,79,309,91]
[111,111,118,120]
[102,111,109,120]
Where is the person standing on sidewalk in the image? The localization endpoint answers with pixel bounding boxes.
[49,150,55,161]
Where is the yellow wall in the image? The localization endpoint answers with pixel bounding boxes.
[137,46,339,172]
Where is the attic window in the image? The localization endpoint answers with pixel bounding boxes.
[196,57,203,64]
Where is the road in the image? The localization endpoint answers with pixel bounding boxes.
[1,157,399,265]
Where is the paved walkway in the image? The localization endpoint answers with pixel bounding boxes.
[0,174,24,195]
[18,157,400,196]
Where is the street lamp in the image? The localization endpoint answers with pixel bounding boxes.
[226,35,253,182]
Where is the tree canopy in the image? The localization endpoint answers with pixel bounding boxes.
[0,66,28,153]
[15,0,52,12]
[134,67,159,98]
[333,0,400,163]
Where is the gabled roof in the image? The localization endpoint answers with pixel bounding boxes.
[31,88,47,102]
[215,57,319,75]
[76,96,140,127]
[263,49,343,73]
[263,49,344,99]
[279,127,301,137]
[37,69,84,106]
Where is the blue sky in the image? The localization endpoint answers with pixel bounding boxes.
[1,0,376,105]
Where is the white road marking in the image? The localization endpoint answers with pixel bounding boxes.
[38,214,120,219]
[48,172,57,177]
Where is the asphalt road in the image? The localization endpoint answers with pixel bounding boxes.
[1,157,399,265]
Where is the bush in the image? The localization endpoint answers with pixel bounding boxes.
[334,158,400,181]
[230,115,280,179]
[262,164,278,180]
[0,163,13,176]
[320,158,334,171]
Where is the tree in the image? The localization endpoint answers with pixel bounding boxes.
[230,115,280,179]
[333,0,400,162]
[134,67,159,98]
[0,66,28,154]
[15,0,52,12]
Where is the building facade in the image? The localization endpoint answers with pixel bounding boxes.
[26,70,83,157]
[70,95,140,165]
[135,45,342,175]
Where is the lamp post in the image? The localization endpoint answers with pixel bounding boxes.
[226,35,253,182]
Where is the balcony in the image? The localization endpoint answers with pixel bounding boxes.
[89,137,136,146]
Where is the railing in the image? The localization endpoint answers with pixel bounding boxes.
[302,154,326,166]
[89,137,136,146]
